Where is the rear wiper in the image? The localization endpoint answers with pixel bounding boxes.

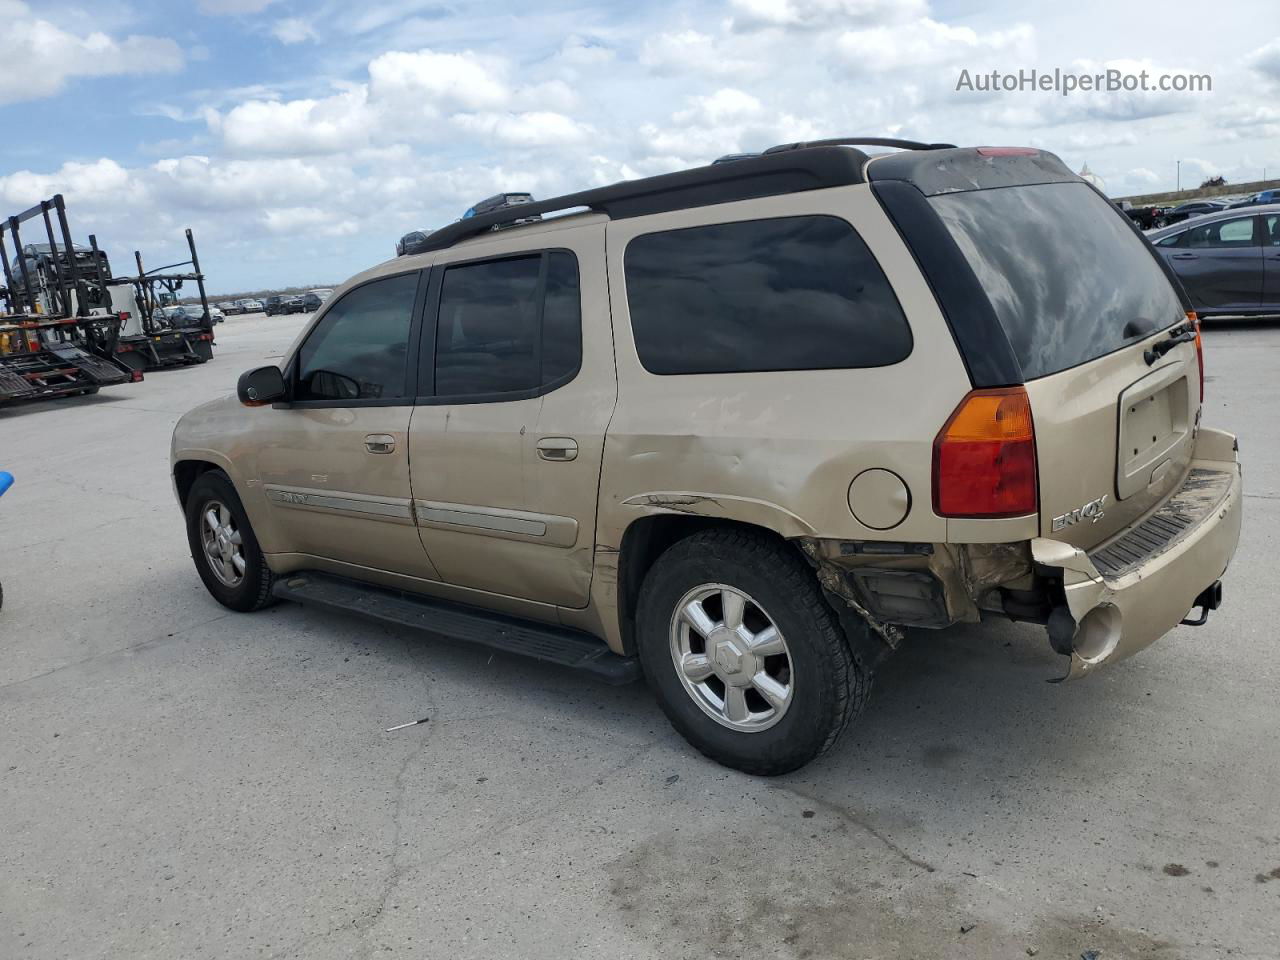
[1143,322,1196,365]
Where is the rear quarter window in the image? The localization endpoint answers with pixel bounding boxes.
[623,215,912,375]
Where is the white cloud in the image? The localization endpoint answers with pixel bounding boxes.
[1215,104,1280,140]
[674,89,764,125]
[0,158,139,210]
[262,207,357,236]
[368,49,511,112]
[0,0,183,106]
[452,111,592,146]
[556,35,615,66]
[215,86,376,155]
[837,19,1033,73]
[730,0,926,31]
[1246,37,1280,85]
[640,30,752,75]
[10,0,1278,290]
[198,0,277,13]
[271,17,318,45]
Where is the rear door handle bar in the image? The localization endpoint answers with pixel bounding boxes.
[536,437,578,462]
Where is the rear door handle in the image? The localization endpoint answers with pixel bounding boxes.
[364,434,396,454]
[536,437,578,462]
[1170,253,1197,259]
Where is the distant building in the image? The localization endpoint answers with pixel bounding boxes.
[1078,162,1106,195]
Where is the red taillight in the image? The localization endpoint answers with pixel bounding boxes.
[933,387,1038,518]
[1189,310,1204,402]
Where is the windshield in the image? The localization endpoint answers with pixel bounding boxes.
[930,182,1184,380]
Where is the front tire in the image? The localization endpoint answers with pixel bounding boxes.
[185,471,275,612]
[636,528,870,775]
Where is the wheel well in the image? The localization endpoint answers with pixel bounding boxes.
[615,515,789,655]
[174,460,222,507]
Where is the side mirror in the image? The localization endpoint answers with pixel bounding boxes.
[237,365,287,406]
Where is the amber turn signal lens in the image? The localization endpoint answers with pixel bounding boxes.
[932,387,1038,518]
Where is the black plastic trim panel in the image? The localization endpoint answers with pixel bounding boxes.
[1089,468,1233,579]
[272,571,640,684]
[866,147,1077,196]
[871,179,1023,388]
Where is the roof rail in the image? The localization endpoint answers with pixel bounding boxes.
[400,145,870,256]
[764,137,956,154]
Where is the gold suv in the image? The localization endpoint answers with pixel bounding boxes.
[172,138,1242,774]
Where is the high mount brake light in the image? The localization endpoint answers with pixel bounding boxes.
[975,146,1040,157]
[1189,311,1204,402]
[933,387,1038,518]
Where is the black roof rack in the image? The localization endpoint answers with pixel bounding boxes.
[402,144,875,255]
[401,137,956,256]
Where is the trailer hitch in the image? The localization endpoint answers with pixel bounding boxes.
[1180,580,1223,627]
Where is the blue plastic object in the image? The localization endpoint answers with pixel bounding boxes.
[0,471,13,496]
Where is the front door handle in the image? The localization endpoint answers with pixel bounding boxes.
[365,434,396,454]
[1170,253,1197,260]
[536,437,578,462]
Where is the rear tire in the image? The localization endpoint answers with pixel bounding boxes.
[185,471,276,612]
[636,528,870,775]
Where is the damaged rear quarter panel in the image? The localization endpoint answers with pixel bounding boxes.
[594,185,972,552]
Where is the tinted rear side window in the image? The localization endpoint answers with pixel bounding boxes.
[433,251,582,398]
[624,216,912,375]
[930,182,1184,380]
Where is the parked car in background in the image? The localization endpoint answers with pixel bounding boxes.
[1226,189,1279,209]
[1164,199,1228,224]
[282,295,305,314]
[153,305,189,324]
[264,295,287,316]
[218,301,242,316]
[208,306,225,324]
[301,288,333,311]
[1148,204,1280,318]
[237,298,264,314]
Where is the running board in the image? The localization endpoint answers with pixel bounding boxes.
[271,571,640,685]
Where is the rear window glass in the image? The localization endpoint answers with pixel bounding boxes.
[931,182,1183,380]
[623,216,912,375]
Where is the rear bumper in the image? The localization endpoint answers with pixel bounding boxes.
[1031,427,1242,680]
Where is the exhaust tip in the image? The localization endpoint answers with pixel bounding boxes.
[1046,603,1122,666]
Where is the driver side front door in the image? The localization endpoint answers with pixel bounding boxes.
[254,269,441,580]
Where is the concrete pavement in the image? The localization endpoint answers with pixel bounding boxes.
[1,312,1277,959]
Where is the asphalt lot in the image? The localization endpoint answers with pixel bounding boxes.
[1,311,1278,960]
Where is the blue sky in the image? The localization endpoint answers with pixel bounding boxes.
[2,0,1278,294]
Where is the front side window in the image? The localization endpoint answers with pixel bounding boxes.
[623,216,912,375]
[295,272,419,401]
[1186,216,1257,248]
[433,251,581,398]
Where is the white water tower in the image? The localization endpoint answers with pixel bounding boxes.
[1077,162,1106,195]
